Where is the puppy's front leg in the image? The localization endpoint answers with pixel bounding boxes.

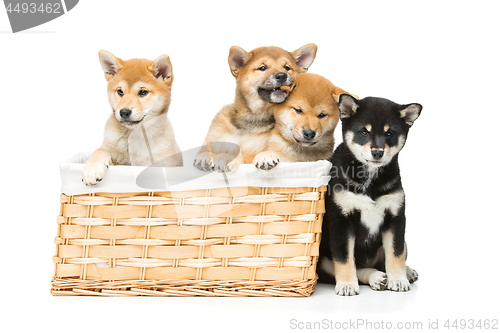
[211,149,243,173]
[333,234,359,296]
[194,141,242,172]
[382,228,410,292]
[193,143,213,171]
[82,148,112,186]
[208,141,242,173]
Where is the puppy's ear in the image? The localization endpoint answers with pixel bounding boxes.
[400,103,422,126]
[290,43,317,72]
[99,50,123,81]
[148,55,173,82]
[339,94,359,119]
[228,46,249,77]
[331,86,358,103]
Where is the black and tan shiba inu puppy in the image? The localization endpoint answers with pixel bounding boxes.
[82,50,182,186]
[318,95,421,296]
[193,44,317,173]
[253,73,356,170]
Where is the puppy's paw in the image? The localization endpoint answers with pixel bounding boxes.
[82,161,108,186]
[368,271,388,291]
[211,153,239,173]
[253,151,279,171]
[406,266,419,284]
[335,282,359,296]
[387,276,411,292]
[193,152,212,171]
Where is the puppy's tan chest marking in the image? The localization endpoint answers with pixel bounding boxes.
[333,190,405,235]
[103,129,130,165]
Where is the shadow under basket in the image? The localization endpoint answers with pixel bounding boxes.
[52,153,331,297]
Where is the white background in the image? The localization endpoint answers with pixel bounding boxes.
[1,1,499,331]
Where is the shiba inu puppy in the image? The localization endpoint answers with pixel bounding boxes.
[193,44,317,173]
[82,50,182,186]
[253,73,356,170]
[318,95,422,296]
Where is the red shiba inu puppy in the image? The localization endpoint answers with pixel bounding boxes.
[193,44,318,173]
[82,50,182,186]
[253,73,357,170]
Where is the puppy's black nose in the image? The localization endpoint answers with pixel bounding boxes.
[371,149,384,160]
[275,72,287,84]
[303,129,316,140]
[120,108,132,119]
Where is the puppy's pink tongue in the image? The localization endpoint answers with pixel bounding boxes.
[280,86,292,92]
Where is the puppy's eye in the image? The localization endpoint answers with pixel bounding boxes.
[318,113,327,118]
[385,129,394,137]
[294,108,303,115]
[284,65,291,71]
[257,65,267,71]
[117,89,124,97]
[138,89,149,97]
[360,128,369,136]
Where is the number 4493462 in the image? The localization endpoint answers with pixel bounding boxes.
[444,319,498,330]
[5,2,62,14]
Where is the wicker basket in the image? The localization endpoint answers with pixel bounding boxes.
[52,154,331,296]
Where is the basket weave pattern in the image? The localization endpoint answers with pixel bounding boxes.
[52,185,326,296]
